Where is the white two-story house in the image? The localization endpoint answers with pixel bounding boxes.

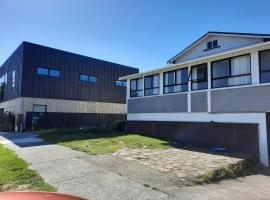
[120,31,270,167]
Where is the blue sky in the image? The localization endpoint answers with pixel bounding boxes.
[1,0,270,72]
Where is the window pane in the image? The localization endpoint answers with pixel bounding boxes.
[192,81,208,90]
[260,50,270,71]
[231,55,250,76]
[261,72,270,83]
[137,78,143,90]
[49,69,60,77]
[37,67,48,75]
[33,105,46,112]
[192,64,207,81]
[176,68,188,84]
[164,71,175,86]
[144,76,152,89]
[116,81,126,87]
[12,70,15,88]
[212,59,229,78]
[130,90,143,98]
[80,75,88,82]
[145,88,159,96]
[89,76,97,83]
[228,75,251,86]
[213,40,218,47]
[164,84,188,94]
[212,78,229,88]
[153,75,159,88]
[130,79,137,91]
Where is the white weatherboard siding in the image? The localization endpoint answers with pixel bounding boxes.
[128,112,269,167]
[174,35,263,63]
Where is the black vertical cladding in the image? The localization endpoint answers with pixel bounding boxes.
[0,43,24,101]
[17,42,138,103]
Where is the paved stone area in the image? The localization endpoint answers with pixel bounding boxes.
[113,148,244,182]
[1,132,270,200]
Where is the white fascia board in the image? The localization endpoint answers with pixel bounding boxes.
[120,41,270,81]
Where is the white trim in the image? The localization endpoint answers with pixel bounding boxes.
[187,66,191,112]
[159,72,163,95]
[251,50,260,84]
[207,62,211,112]
[127,112,269,167]
[120,41,270,80]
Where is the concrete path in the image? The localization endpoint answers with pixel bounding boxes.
[0,132,270,200]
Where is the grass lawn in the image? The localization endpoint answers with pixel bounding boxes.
[0,144,56,192]
[39,129,172,155]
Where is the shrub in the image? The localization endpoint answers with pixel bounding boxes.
[0,112,15,132]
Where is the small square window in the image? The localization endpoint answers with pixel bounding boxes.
[116,81,126,87]
[37,67,49,76]
[33,104,47,112]
[49,69,60,77]
[80,75,88,82]
[207,41,212,49]
[89,76,97,83]
[213,40,218,47]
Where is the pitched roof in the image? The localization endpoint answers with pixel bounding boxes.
[167,31,270,64]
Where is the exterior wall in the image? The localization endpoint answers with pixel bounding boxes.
[174,35,263,63]
[0,44,23,101]
[126,120,259,154]
[128,93,187,113]
[211,85,270,113]
[127,112,269,166]
[21,42,138,104]
[0,97,125,115]
[191,92,207,112]
[25,112,126,130]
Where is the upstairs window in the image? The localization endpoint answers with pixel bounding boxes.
[11,70,15,91]
[37,67,60,77]
[80,75,97,83]
[212,54,251,88]
[191,64,208,91]
[259,49,270,83]
[115,80,126,87]
[144,74,159,96]
[206,40,219,50]
[164,68,188,94]
[49,69,60,77]
[130,78,143,98]
[37,67,49,76]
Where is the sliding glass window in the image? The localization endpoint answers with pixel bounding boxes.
[130,78,143,98]
[259,50,270,83]
[191,64,208,90]
[211,54,251,88]
[164,68,188,94]
[144,74,159,96]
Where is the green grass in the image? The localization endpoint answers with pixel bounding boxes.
[39,129,172,155]
[0,144,56,192]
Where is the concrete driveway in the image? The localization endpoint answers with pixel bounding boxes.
[0,132,270,200]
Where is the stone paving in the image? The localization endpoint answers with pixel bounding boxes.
[112,148,245,182]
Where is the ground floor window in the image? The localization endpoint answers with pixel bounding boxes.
[144,74,159,96]
[32,104,47,112]
[191,64,208,91]
[211,54,251,88]
[164,68,188,94]
[130,78,143,98]
[259,49,270,83]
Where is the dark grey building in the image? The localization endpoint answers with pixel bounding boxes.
[0,41,138,129]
